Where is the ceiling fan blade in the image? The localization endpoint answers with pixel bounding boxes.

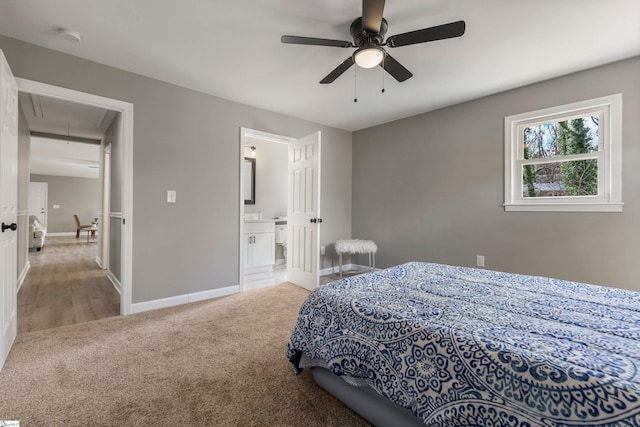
[380,53,413,82]
[386,20,466,48]
[281,35,352,48]
[362,0,385,33]
[320,57,355,84]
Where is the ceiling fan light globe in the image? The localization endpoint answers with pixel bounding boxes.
[354,47,384,68]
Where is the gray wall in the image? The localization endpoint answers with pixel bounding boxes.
[353,56,640,292]
[17,102,30,277]
[105,114,122,213]
[17,105,30,212]
[109,216,122,282]
[103,113,122,282]
[318,129,352,271]
[30,174,100,233]
[0,36,352,303]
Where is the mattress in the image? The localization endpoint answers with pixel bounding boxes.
[287,262,640,426]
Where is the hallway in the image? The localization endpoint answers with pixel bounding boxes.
[17,236,120,333]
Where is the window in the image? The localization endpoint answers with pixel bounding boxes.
[504,94,622,212]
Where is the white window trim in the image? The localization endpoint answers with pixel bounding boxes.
[504,94,623,212]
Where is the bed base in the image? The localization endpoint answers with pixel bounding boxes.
[311,367,424,427]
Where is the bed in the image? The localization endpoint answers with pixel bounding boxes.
[287,262,640,426]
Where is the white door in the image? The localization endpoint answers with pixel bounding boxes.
[0,49,18,369]
[29,182,47,227]
[287,131,321,291]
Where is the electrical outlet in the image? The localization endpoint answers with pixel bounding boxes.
[476,255,485,267]
[320,246,326,255]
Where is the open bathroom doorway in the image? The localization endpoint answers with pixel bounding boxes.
[238,128,322,292]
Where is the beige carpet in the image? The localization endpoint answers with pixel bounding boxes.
[0,283,371,426]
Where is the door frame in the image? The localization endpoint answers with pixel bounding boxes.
[238,127,295,292]
[17,78,134,315]
[100,143,112,270]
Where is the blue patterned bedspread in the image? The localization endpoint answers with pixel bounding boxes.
[287,262,640,426]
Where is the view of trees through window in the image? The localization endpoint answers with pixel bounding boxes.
[522,115,599,197]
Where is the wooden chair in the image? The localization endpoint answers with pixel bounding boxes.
[74,214,95,239]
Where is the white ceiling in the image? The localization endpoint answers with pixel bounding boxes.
[30,136,100,179]
[1,1,639,131]
[18,94,112,178]
[19,92,116,139]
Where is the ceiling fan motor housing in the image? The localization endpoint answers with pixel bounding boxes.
[281,1,465,84]
[350,17,388,46]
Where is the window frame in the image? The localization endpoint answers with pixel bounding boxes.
[504,94,622,212]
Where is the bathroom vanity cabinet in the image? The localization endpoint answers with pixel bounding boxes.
[243,221,275,270]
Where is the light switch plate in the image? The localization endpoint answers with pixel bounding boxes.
[167,190,176,203]
[53,204,60,209]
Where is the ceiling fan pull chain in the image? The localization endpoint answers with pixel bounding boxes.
[381,54,386,93]
[354,65,358,102]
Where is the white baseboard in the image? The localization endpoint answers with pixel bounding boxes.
[320,264,376,276]
[319,265,340,276]
[243,277,276,291]
[130,285,240,314]
[106,270,122,295]
[95,256,104,269]
[48,231,99,238]
[320,264,379,276]
[17,261,31,292]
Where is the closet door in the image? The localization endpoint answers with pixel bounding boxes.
[29,182,48,227]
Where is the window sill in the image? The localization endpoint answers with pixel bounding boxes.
[504,202,623,212]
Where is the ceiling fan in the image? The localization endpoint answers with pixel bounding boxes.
[281,0,466,84]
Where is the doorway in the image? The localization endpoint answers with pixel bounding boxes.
[16,78,134,315]
[17,94,118,332]
[239,128,321,292]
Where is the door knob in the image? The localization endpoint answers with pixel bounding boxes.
[2,222,17,232]
[310,218,317,223]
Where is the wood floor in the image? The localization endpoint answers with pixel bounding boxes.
[18,236,120,333]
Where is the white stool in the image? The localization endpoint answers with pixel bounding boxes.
[335,239,377,278]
